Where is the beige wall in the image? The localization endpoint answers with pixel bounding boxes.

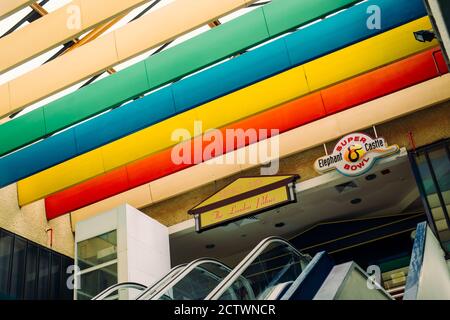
[0,184,74,257]
[141,101,450,227]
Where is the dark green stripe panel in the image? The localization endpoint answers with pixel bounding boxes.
[0,108,45,156]
[44,61,150,134]
[264,0,361,36]
[145,8,269,88]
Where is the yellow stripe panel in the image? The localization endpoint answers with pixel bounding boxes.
[17,18,436,205]
[70,74,450,229]
[0,0,151,74]
[0,0,255,118]
[0,0,35,20]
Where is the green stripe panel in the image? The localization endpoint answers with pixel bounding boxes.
[0,0,361,157]
[44,61,150,134]
[0,108,46,156]
[145,8,270,88]
[265,0,360,36]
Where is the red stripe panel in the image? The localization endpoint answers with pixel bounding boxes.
[322,49,448,115]
[45,48,446,220]
[126,92,326,187]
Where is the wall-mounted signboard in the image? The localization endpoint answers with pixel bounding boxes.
[314,133,400,177]
[188,175,299,233]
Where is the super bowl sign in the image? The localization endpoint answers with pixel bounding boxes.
[314,133,399,177]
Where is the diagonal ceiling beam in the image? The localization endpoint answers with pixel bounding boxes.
[7,1,123,119]
[0,0,36,20]
[76,0,254,91]
[0,0,152,74]
[1,0,49,38]
[79,0,164,89]
[29,1,47,15]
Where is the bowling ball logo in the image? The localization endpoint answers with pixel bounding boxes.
[344,144,365,163]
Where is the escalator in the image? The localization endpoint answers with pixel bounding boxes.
[94,237,393,300]
[93,264,187,300]
[205,237,311,300]
[138,258,248,300]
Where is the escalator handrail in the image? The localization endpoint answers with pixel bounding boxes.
[205,236,310,300]
[92,282,147,300]
[133,263,188,300]
[140,258,233,300]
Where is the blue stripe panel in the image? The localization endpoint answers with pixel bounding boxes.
[172,39,292,112]
[0,0,426,187]
[285,0,427,63]
[74,88,176,154]
[0,129,78,185]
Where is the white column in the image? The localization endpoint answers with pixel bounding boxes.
[75,204,171,299]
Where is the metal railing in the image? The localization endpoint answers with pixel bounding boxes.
[138,258,234,300]
[92,282,147,300]
[205,237,311,300]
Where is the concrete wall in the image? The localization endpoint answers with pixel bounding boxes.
[74,204,171,299]
[0,183,74,257]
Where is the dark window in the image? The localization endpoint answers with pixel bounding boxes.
[409,139,450,255]
[0,227,74,300]
[60,257,74,300]
[0,231,13,296]
[49,254,61,300]
[9,237,27,299]
[37,249,50,299]
[24,243,38,299]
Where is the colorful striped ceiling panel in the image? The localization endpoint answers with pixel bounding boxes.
[44,48,447,219]
[0,0,428,188]
[15,17,437,205]
[68,74,450,225]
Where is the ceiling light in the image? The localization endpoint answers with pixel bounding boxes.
[335,181,358,193]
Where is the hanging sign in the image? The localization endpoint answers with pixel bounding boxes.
[314,133,399,177]
[188,175,299,233]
